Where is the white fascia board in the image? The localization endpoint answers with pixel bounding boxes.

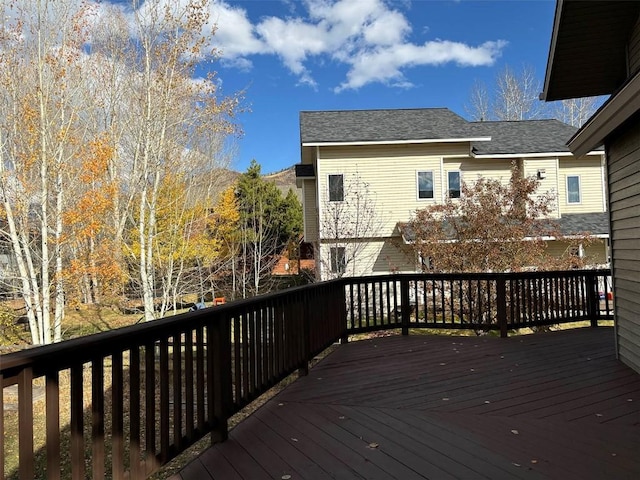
[405,233,609,245]
[302,137,491,147]
[472,151,602,159]
[530,233,610,241]
[568,71,640,157]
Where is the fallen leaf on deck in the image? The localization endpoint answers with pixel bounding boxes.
[291,438,298,442]
[368,442,379,449]
[530,460,538,464]
[511,430,519,435]
[278,403,284,406]
[282,475,292,479]
[338,416,346,420]
[484,400,491,404]
[442,397,450,401]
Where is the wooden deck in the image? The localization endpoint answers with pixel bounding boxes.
[171,327,640,479]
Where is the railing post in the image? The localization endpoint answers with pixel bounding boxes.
[299,291,310,376]
[340,281,349,344]
[401,278,410,336]
[496,276,508,338]
[18,367,34,480]
[211,316,232,444]
[586,274,599,327]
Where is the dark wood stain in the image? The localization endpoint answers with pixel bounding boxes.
[171,327,640,480]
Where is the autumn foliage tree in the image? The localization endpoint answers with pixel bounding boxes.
[0,0,242,343]
[409,164,559,273]
[63,134,122,306]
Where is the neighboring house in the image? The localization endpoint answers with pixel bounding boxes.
[541,0,640,374]
[296,108,608,281]
[271,239,315,276]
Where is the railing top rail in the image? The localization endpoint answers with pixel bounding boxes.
[0,277,345,375]
[341,268,611,284]
[0,269,610,374]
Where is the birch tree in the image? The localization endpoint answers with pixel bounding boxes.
[553,97,602,128]
[0,0,92,344]
[114,0,239,320]
[466,64,600,125]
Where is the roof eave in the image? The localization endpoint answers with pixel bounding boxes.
[568,71,640,157]
[541,0,565,101]
[302,137,491,147]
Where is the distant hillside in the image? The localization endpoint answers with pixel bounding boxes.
[264,166,301,201]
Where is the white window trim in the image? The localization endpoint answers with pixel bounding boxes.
[447,170,462,199]
[416,170,435,201]
[327,173,344,202]
[566,174,581,204]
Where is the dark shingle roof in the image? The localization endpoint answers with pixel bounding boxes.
[299,109,596,154]
[300,108,479,144]
[557,212,609,236]
[397,212,609,243]
[470,119,579,155]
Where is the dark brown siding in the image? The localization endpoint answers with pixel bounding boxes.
[628,13,640,76]
[607,117,640,373]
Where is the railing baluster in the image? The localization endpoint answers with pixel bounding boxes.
[130,346,142,479]
[144,341,156,475]
[112,351,124,480]
[185,329,194,441]
[45,370,60,480]
[159,338,170,464]
[70,364,84,480]
[17,367,34,480]
[91,359,105,480]
[172,332,183,452]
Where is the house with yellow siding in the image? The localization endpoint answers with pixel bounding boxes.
[296,108,608,280]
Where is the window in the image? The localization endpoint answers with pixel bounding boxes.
[567,175,580,204]
[328,174,344,202]
[448,171,461,198]
[330,247,346,274]
[417,171,434,199]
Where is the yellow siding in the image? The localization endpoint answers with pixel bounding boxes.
[318,238,416,279]
[303,179,318,242]
[317,146,450,236]
[557,156,606,214]
[458,158,513,184]
[523,158,561,218]
[545,240,608,265]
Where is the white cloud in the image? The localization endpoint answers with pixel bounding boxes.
[209,1,265,57]
[101,0,507,92]
[335,40,508,92]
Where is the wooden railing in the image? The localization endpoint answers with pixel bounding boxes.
[343,269,613,336]
[0,269,611,479]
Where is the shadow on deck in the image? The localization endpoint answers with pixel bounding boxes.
[171,327,640,480]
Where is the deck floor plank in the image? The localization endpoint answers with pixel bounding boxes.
[174,327,640,480]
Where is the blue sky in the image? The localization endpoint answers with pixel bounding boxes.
[154,0,559,174]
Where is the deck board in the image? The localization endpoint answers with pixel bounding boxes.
[170,327,640,480]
